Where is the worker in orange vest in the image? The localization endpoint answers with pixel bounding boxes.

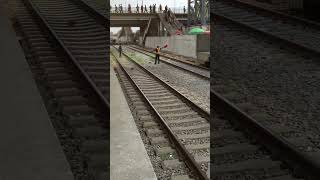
[154,46,161,64]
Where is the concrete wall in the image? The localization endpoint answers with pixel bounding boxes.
[197,34,210,52]
[145,35,198,58]
[288,0,303,9]
[119,35,134,43]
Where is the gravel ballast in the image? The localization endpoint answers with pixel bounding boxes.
[124,47,210,112]
[212,21,320,151]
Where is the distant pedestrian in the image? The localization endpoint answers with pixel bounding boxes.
[159,4,162,12]
[183,6,186,13]
[118,44,122,57]
[136,4,139,13]
[168,9,172,23]
[144,5,148,13]
[119,4,123,13]
[149,5,152,13]
[128,4,131,13]
[141,5,143,13]
[154,46,161,64]
[164,5,168,12]
[115,5,118,13]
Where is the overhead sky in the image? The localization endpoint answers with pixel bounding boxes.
[110,0,187,8]
[110,27,139,33]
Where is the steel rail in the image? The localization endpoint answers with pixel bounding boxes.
[113,46,210,120]
[211,89,320,180]
[24,0,110,112]
[111,51,209,180]
[127,46,210,80]
[226,0,320,30]
[72,0,109,23]
[211,12,320,58]
[131,45,210,70]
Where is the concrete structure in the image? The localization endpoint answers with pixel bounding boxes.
[0,7,73,180]
[111,13,188,38]
[110,67,157,180]
[237,0,303,11]
[188,0,210,26]
[146,35,198,58]
[110,13,188,27]
[145,34,210,63]
[118,27,135,43]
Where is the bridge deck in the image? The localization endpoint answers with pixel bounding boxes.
[111,13,187,27]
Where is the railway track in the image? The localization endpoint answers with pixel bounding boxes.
[212,0,320,56]
[79,0,107,18]
[24,0,109,103]
[211,90,299,180]
[211,88,320,180]
[111,47,210,180]
[12,0,108,178]
[126,45,210,80]
[212,3,320,180]
[117,45,210,113]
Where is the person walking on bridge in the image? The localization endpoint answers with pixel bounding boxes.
[167,9,172,24]
[119,4,123,13]
[136,4,139,13]
[144,5,148,13]
[153,4,156,13]
[184,6,186,13]
[159,4,162,12]
[141,5,143,13]
[118,44,122,57]
[149,5,152,13]
[128,4,131,13]
[115,5,118,13]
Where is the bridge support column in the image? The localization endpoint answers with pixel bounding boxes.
[140,26,146,36]
[148,20,160,36]
[140,20,160,37]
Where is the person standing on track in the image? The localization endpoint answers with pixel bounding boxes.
[154,46,161,64]
[118,44,122,57]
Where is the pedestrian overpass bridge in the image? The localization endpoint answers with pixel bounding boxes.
[110,13,188,27]
[111,13,188,37]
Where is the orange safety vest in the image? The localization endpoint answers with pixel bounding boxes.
[155,47,160,54]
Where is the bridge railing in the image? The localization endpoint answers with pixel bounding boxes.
[110,7,186,14]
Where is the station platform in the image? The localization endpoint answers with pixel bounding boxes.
[0,6,73,180]
[110,67,157,180]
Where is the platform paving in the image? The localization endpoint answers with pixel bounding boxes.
[0,6,73,180]
[110,67,157,180]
